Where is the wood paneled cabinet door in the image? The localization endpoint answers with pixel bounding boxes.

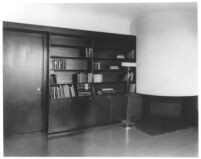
[71,97,92,129]
[92,95,110,126]
[110,95,126,123]
[3,30,45,135]
[48,99,73,133]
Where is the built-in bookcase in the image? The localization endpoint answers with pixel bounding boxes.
[92,35,136,95]
[49,34,136,100]
[49,34,93,99]
[48,32,136,133]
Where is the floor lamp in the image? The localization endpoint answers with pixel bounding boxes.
[121,62,136,128]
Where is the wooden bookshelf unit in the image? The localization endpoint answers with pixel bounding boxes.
[3,22,136,135]
[48,33,136,133]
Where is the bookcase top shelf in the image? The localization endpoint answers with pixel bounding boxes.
[50,56,92,60]
[50,44,88,48]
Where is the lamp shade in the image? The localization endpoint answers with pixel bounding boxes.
[121,62,136,67]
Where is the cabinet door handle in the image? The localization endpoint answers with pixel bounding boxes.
[37,88,41,92]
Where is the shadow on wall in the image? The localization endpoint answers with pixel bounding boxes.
[129,19,137,36]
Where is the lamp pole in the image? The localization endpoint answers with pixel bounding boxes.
[121,65,135,128]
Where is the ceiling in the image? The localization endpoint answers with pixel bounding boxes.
[58,2,197,21]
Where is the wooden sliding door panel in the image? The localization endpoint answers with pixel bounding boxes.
[3,31,45,135]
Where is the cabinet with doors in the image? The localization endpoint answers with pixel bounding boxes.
[3,22,137,135]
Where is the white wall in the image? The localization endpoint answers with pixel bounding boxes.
[135,10,198,96]
[2,3,198,96]
[2,4,131,35]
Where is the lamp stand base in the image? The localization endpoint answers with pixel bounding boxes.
[121,120,134,128]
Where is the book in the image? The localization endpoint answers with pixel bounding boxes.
[96,88,115,95]
[94,62,101,70]
[73,73,92,83]
[50,74,57,84]
[116,54,125,59]
[93,74,103,83]
[50,84,76,99]
[51,59,67,70]
[85,48,93,58]
[76,83,93,97]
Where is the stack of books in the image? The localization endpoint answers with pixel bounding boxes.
[93,62,101,70]
[76,83,93,97]
[96,88,115,95]
[85,48,93,58]
[73,73,92,83]
[50,59,66,70]
[50,84,75,99]
[93,74,103,83]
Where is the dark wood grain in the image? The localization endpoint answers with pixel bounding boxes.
[110,95,126,123]
[3,31,45,135]
[93,34,133,50]
[48,99,73,133]
[50,35,90,47]
[92,95,110,126]
[72,97,92,129]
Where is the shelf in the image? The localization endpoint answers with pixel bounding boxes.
[50,56,92,60]
[50,56,134,62]
[94,69,121,72]
[50,69,90,72]
[94,47,132,52]
[93,58,134,62]
[50,97,76,101]
[50,82,93,86]
[50,81,128,86]
[93,81,126,84]
[95,91,126,96]
[50,95,92,101]
[50,44,88,48]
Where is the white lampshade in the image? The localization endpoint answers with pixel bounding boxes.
[121,62,136,67]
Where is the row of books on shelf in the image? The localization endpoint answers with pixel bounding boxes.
[50,59,67,70]
[50,84,136,99]
[73,73,93,83]
[50,85,76,99]
[50,73,103,84]
[50,72,135,85]
[93,62,120,70]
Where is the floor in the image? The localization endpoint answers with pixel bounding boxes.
[4,124,198,157]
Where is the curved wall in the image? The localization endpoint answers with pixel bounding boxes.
[136,10,197,96]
